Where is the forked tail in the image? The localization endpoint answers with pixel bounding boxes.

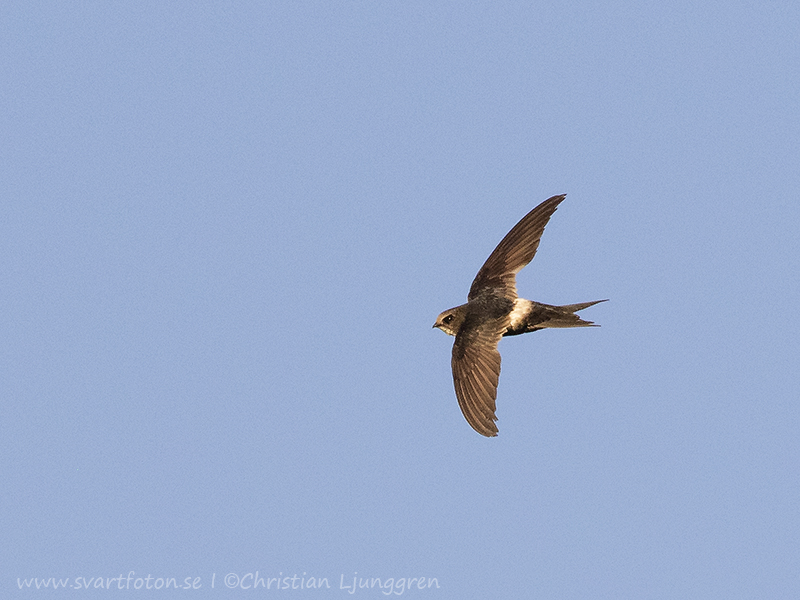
[539,299,608,328]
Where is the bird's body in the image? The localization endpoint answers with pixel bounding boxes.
[433,195,606,437]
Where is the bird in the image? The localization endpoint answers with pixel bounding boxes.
[433,194,606,437]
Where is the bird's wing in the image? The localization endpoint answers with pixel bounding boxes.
[451,314,509,437]
[468,194,566,301]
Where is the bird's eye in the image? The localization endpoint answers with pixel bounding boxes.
[443,315,454,324]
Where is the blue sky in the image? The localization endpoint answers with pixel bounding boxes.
[3,1,799,597]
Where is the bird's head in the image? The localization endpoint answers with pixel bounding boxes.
[432,305,467,336]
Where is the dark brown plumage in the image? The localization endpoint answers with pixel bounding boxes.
[433,195,606,437]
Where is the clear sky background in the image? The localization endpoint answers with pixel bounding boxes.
[3,1,799,598]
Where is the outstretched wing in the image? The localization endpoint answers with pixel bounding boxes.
[468,195,566,301]
[451,314,509,437]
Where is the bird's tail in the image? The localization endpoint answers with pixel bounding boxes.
[538,299,608,328]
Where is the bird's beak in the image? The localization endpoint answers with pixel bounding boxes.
[432,323,439,329]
